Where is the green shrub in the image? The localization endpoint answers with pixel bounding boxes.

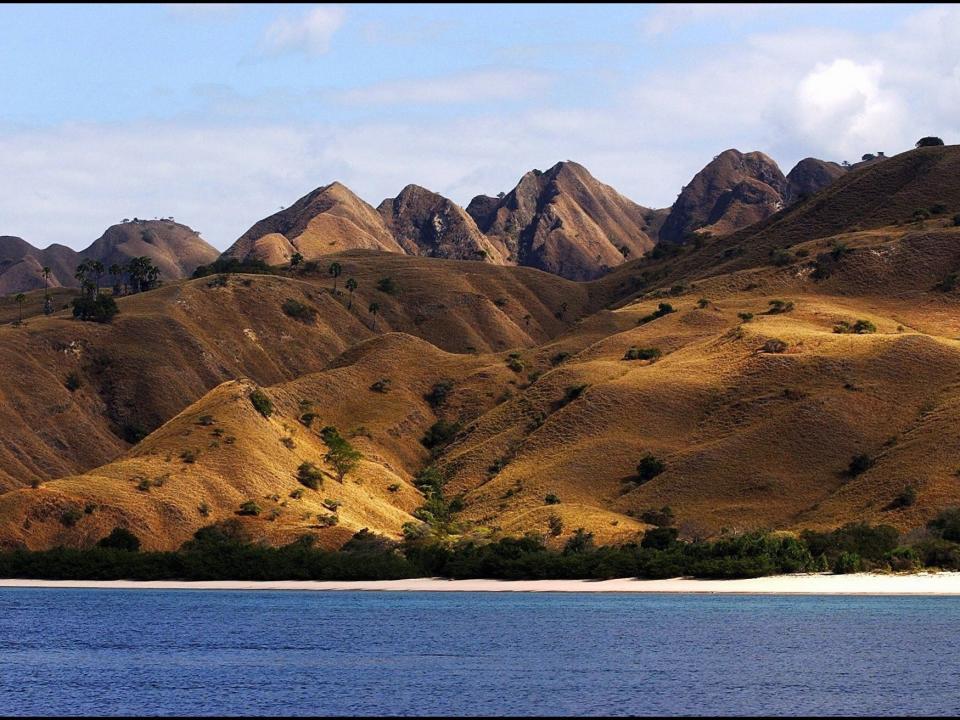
[72,295,118,323]
[928,508,960,542]
[388,483,400,493]
[238,500,262,516]
[640,506,675,527]
[737,312,754,323]
[561,384,587,404]
[60,508,82,527]
[198,502,211,517]
[289,488,304,500]
[506,356,524,373]
[281,298,316,321]
[421,419,461,451]
[697,298,709,309]
[376,277,398,295]
[250,389,273,418]
[300,412,318,428]
[180,449,198,464]
[425,380,454,408]
[638,302,675,324]
[550,352,571,366]
[623,346,661,361]
[544,493,561,505]
[136,478,152,492]
[834,319,876,334]
[767,299,794,314]
[547,514,563,536]
[832,552,862,574]
[370,378,391,393]
[297,462,323,490]
[65,372,81,392]
[771,248,794,266]
[197,415,215,426]
[888,486,917,510]
[886,546,921,572]
[636,453,666,482]
[322,498,342,512]
[847,453,874,477]
[641,526,679,550]
[97,527,141,552]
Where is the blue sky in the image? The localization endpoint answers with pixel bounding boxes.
[0,3,956,250]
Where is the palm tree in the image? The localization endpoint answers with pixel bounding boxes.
[345,278,357,309]
[75,260,94,298]
[41,267,50,298]
[90,260,105,297]
[14,293,25,324]
[368,301,379,331]
[328,262,342,293]
[109,264,122,295]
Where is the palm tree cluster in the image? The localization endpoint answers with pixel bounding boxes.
[75,256,161,298]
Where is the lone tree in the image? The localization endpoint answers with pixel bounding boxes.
[41,266,50,297]
[345,277,357,309]
[290,252,304,267]
[322,427,362,482]
[14,293,25,324]
[368,301,380,331]
[109,264,123,295]
[916,136,945,147]
[328,261,342,293]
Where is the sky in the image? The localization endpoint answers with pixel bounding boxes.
[1,3,958,251]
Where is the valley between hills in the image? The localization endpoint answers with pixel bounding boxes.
[2,143,960,553]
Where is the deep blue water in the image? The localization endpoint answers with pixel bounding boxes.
[1,590,959,716]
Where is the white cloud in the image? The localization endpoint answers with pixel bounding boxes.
[261,5,346,56]
[338,69,552,106]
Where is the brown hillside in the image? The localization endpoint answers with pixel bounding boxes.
[0,237,80,294]
[222,183,403,264]
[784,158,846,205]
[85,220,218,280]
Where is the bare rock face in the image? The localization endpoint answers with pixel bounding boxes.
[467,161,656,280]
[784,158,847,205]
[377,185,508,264]
[659,149,788,243]
[222,182,403,265]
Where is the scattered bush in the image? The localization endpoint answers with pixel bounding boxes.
[180,449,198,464]
[623,346,662,361]
[250,389,273,418]
[697,298,709,309]
[322,499,342,512]
[928,508,960,543]
[238,500,262,516]
[297,462,323,490]
[915,136,945,147]
[289,488,304,500]
[197,415,215,426]
[544,494,561,505]
[887,486,917,510]
[421,419,461,451]
[65,372,81,392]
[638,302,675,325]
[737,312,754,323]
[770,248,794,267]
[937,273,958,292]
[641,526,679,550]
[300,412,318,428]
[60,508,82,527]
[388,483,400,493]
[762,338,788,354]
[548,515,564,536]
[281,298,316,322]
[97,527,141,552]
[550,351,571,366]
[425,380,454,408]
[636,453,666,483]
[640,506,675,527]
[767,299,794,314]
[71,295,118,323]
[370,378,391,393]
[376,277,398,295]
[847,453,874,477]
[834,319,876,334]
[198,502,211,517]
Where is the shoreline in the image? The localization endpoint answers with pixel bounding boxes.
[3,572,960,594]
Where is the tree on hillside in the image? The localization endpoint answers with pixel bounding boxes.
[41,266,50,297]
[345,277,358,309]
[329,261,342,293]
[126,256,161,293]
[322,427,362,482]
[916,136,945,147]
[368,301,380,331]
[14,293,25,324]
[109,264,123,295]
[89,260,105,296]
[290,252,304,267]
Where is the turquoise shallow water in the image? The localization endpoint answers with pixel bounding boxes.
[0,590,958,716]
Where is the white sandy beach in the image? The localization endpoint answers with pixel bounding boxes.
[3,573,960,594]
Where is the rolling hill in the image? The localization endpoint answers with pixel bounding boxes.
[1,143,959,553]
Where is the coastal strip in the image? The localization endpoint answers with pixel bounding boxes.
[3,573,960,594]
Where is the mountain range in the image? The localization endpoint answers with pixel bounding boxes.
[4,142,958,553]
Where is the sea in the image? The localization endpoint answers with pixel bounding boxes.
[0,589,957,716]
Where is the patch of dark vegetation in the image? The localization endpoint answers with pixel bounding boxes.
[638,302,675,325]
[623,346,662,361]
[192,257,276,278]
[281,298,316,322]
[424,380,454,408]
[250,389,273,418]
[72,295,118,323]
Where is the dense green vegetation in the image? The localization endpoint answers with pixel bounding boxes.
[6,513,960,581]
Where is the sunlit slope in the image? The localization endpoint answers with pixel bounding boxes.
[0,332,522,550]
[0,253,598,491]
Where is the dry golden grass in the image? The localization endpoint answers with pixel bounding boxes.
[4,154,960,550]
